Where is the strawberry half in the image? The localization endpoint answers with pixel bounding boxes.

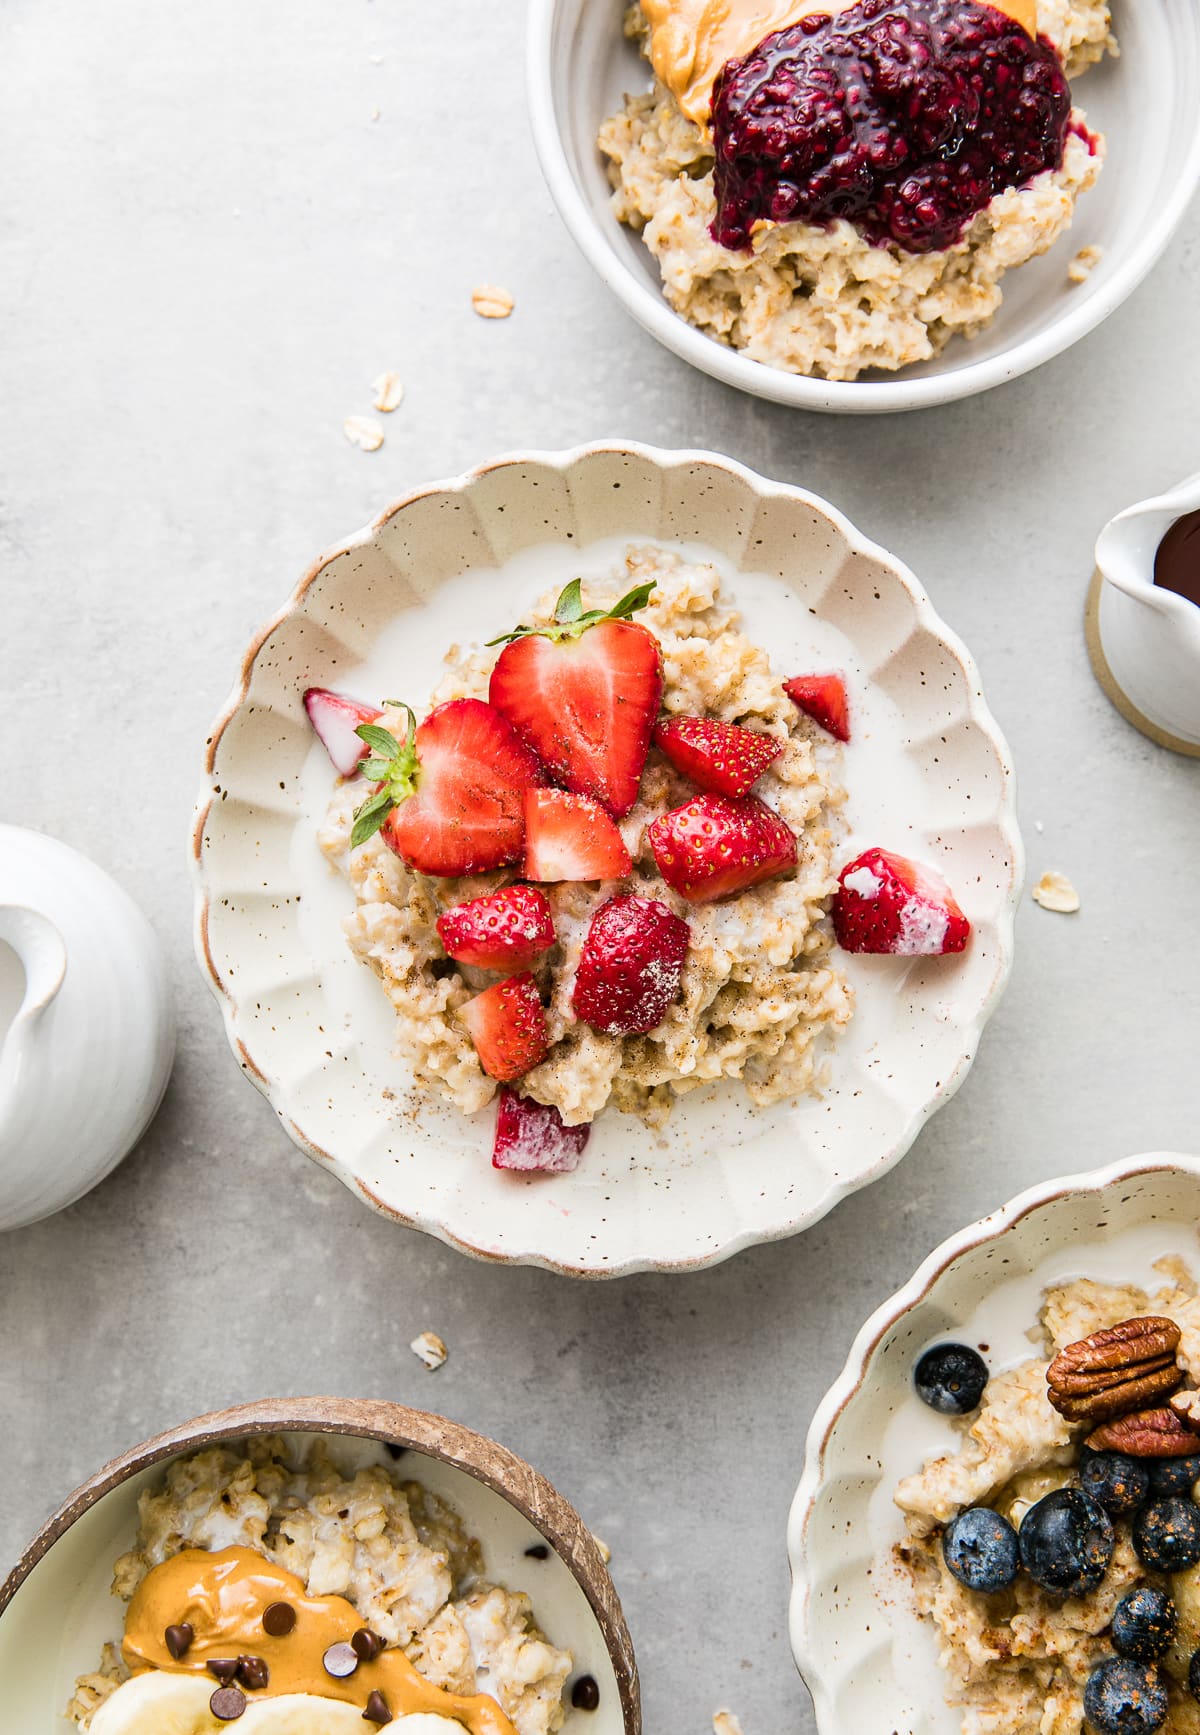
[492,1088,590,1174]
[784,673,850,742]
[459,973,550,1081]
[304,687,378,776]
[488,578,663,817]
[572,894,690,1035]
[349,698,542,877]
[653,715,781,798]
[436,884,554,972]
[832,848,970,955]
[523,788,632,883]
[648,793,798,903]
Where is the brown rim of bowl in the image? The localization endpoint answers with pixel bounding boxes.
[0,1395,641,1734]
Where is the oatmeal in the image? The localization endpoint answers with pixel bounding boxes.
[68,1439,572,1735]
[897,1267,1200,1735]
[598,0,1113,381]
[318,547,854,1131]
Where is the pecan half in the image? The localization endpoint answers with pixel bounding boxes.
[1171,1390,1200,1430]
[1085,1406,1200,1457]
[1047,1316,1183,1423]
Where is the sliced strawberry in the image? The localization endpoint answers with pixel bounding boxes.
[648,794,797,903]
[436,885,554,972]
[349,698,542,877]
[459,973,550,1081]
[492,1088,590,1173]
[572,894,690,1035]
[488,578,662,817]
[784,673,850,742]
[653,715,781,798]
[523,788,632,882]
[832,848,970,955]
[304,687,378,776]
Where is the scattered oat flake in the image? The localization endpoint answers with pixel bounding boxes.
[1068,244,1104,285]
[344,415,384,453]
[472,284,514,320]
[1032,871,1080,914]
[371,371,405,413]
[410,1330,448,1370]
[591,1533,611,1564]
[713,1714,744,1735]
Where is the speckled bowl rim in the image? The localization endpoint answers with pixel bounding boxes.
[525,0,1200,414]
[786,1149,1200,1731]
[0,1396,641,1735]
[190,440,1022,1278]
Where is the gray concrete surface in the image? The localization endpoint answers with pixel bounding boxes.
[2,2,1198,1729]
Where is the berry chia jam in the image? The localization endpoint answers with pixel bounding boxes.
[709,0,1073,254]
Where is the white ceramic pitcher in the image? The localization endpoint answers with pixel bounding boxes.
[0,825,175,1230]
[1093,472,1200,752]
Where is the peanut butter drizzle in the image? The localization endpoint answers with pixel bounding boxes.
[641,0,1039,124]
[123,1547,518,1735]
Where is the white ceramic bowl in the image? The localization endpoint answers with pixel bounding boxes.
[0,1398,639,1734]
[191,442,1020,1277]
[787,1151,1200,1735]
[527,0,1200,413]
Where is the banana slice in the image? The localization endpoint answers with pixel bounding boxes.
[90,1672,464,1734]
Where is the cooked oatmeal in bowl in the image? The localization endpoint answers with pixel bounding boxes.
[309,542,972,1174]
[0,1399,635,1733]
[597,0,1114,382]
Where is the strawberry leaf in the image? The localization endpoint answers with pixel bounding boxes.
[487,579,657,647]
[349,704,421,849]
[350,790,395,849]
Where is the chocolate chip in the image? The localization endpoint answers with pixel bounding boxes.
[363,1690,394,1726]
[262,1601,296,1637]
[524,1544,550,1560]
[208,1659,240,1685]
[571,1676,600,1712]
[323,1641,360,1679]
[383,1443,407,1461]
[164,1622,194,1659]
[210,1687,248,1721]
[352,1627,385,1662]
[236,1655,270,1691]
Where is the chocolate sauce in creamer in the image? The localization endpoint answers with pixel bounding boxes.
[1154,509,1200,609]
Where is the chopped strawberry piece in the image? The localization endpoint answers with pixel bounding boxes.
[784,674,850,742]
[523,788,632,882]
[572,894,690,1035]
[436,885,554,972]
[492,1088,590,1173]
[348,697,543,877]
[648,793,798,903]
[832,848,970,955]
[488,579,662,817]
[303,687,378,776]
[459,973,550,1081]
[653,715,781,798]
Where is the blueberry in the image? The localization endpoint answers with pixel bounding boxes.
[1148,1454,1200,1498]
[1133,1497,1200,1572]
[1112,1588,1177,1662]
[914,1343,989,1416]
[1083,1659,1168,1735]
[1080,1452,1151,1518]
[942,1508,1019,1593]
[1188,1647,1200,1701]
[1018,1489,1114,1596]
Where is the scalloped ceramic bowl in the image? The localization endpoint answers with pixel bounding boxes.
[191,443,1020,1277]
[0,1397,638,1733]
[527,0,1200,412]
[788,1151,1200,1735]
